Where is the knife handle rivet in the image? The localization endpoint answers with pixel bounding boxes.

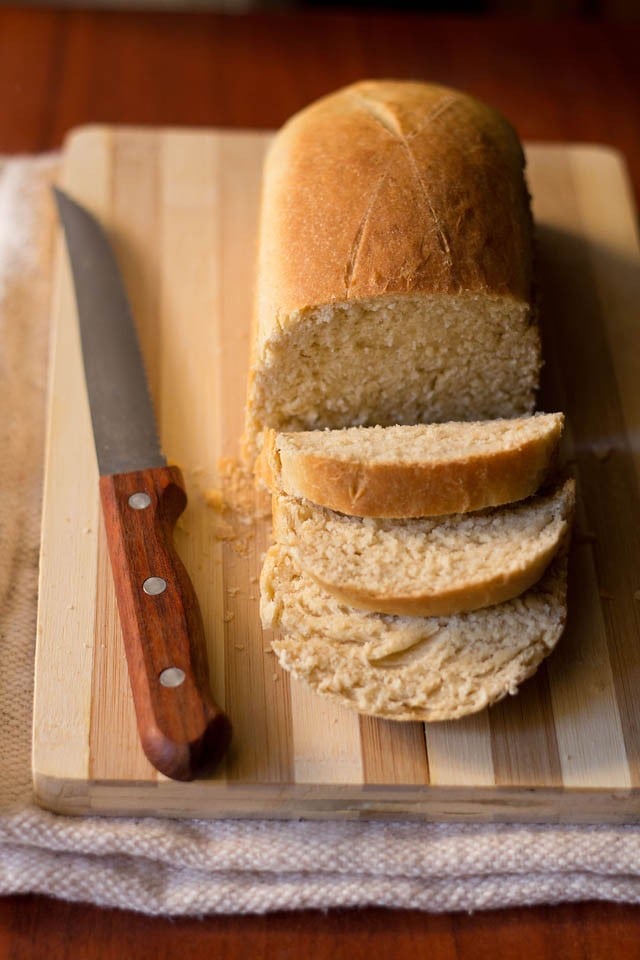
[128,492,152,510]
[159,667,186,688]
[143,576,167,596]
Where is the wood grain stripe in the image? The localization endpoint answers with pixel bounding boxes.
[548,537,631,788]
[360,717,429,785]
[570,148,640,486]
[425,713,495,787]
[211,132,294,782]
[490,665,563,787]
[533,223,630,793]
[158,132,231,781]
[35,236,100,782]
[90,513,156,780]
[90,130,163,780]
[529,145,640,785]
[218,133,272,457]
[49,126,118,783]
[291,679,363,785]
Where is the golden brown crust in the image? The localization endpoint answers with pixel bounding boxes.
[254,428,278,488]
[263,547,568,723]
[257,420,563,518]
[271,480,574,617]
[255,80,533,344]
[310,553,555,618]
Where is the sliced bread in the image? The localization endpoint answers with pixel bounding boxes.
[272,479,575,617]
[258,413,564,518]
[260,545,568,723]
[245,80,539,451]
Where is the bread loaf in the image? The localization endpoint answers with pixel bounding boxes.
[246,80,539,451]
[258,414,563,518]
[272,479,574,617]
[261,546,567,722]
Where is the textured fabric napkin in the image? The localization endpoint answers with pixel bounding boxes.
[2,154,640,917]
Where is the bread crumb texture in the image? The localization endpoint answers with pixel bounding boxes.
[275,414,562,465]
[261,546,568,722]
[259,413,564,517]
[200,457,271,555]
[246,80,539,448]
[273,479,574,616]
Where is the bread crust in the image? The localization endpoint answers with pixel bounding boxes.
[258,416,564,518]
[313,562,554,617]
[255,80,533,338]
[262,546,568,723]
[244,80,540,449]
[272,480,574,617]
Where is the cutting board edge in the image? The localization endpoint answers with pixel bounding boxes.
[31,771,640,823]
[58,125,635,156]
[60,122,274,156]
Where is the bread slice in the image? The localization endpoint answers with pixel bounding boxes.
[258,413,563,518]
[245,80,539,452]
[272,479,574,618]
[260,546,568,723]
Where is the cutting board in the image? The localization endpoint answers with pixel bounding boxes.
[33,126,640,822]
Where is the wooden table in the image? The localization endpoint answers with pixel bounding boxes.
[1,7,639,956]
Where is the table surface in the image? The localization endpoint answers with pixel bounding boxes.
[1,6,640,956]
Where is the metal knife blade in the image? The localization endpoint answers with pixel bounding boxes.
[53,188,165,476]
[54,188,231,781]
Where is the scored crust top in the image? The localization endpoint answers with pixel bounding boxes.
[256,79,533,333]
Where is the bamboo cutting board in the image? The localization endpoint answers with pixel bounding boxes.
[33,126,640,821]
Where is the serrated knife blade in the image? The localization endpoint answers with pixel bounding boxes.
[54,189,166,476]
[54,188,231,781]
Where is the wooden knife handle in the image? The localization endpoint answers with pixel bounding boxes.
[99,465,232,781]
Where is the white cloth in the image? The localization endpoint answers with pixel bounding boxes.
[2,155,640,916]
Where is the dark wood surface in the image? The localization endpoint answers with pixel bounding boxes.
[1,6,640,956]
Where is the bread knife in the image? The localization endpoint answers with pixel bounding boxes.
[54,188,232,782]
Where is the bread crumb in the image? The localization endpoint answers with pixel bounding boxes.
[226,586,240,597]
[634,590,640,602]
[212,519,236,541]
[216,457,257,516]
[204,488,225,510]
[223,611,235,623]
[202,458,272,555]
[234,643,245,651]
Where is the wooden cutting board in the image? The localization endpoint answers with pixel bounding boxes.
[33,126,640,822]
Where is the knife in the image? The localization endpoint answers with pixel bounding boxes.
[54,188,232,782]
